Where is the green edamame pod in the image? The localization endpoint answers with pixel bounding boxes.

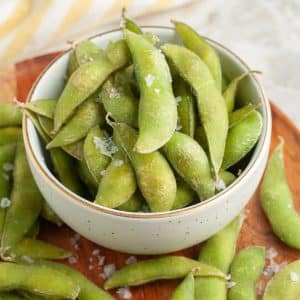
[2,237,71,262]
[123,17,143,34]
[0,292,24,300]
[195,215,244,300]
[1,143,43,250]
[54,45,130,133]
[0,263,80,299]
[23,99,56,119]
[124,30,177,153]
[101,72,138,127]
[0,128,22,146]
[40,201,63,227]
[173,21,222,91]
[38,260,114,300]
[174,78,196,137]
[105,39,131,68]
[104,256,225,289]
[24,111,49,143]
[260,141,300,249]
[219,171,236,188]
[67,40,106,76]
[0,144,16,236]
[83,127,112,184]
[95,151,137,208]
[221,110,262,170]
[0,103,22,128]
[77,160,97,196]
[25,222,39,239]
[170,272,194,300]
[172,179,197,210]
[223,71,258,113]
[112,122,176,212]
[164,132,215,200]
[263,260,300,300]
[228,246,265,300]
[47,98,103,149]
[117,192,144,212]
[162,44,228,175]
[222,74,229,92]
[20,292,45,300]
[229,103,260,128]
[194,126,208,153]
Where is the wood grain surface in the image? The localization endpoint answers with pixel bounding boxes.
[1,53,299,299]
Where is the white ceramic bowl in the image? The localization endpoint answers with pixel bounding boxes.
[23,27,272,255]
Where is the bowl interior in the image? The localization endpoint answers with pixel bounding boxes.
[25,26,269,216]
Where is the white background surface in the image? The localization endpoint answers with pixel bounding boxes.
[132,0,300,128]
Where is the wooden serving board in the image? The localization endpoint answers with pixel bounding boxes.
[1,53,299,299]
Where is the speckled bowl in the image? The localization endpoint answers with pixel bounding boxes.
[23,27,272,254]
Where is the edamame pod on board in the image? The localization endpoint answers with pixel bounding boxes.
[0,128,22,146]
[95,151,137,208]
[164,132,215,201]
[124,30,177,153]
[23,99,56,119]
[2,238,71,262]
[83,127,112,184]
[174,78,196,137]
[112,122,176,212]
[162,43,228,175]
[221,110,262,170]
[54,45,130,132]
[0,263,80,299]
[173,20,222,91]
[104,256,226,289]
[38,260,114,300]
[1,143,43,250]
[195,215,244,300]
[263,260,300,300]
[260,141,300,249]
[47,98,103,149]
[0,103,22,128]
[228,246,265,300]
[170,272,194,300]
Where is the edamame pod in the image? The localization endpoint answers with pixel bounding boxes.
[219,171,236,188]
[0,103,22,128]
[173,20,222,91]
[172,179,197,210]
[117,192,144,212]
[47,98,103,149]
[54,45,129,132]
[221,110,262,170]
[162,44,228,175]
[83,127,112,184]
[1,143,43,250]
[23,99,56,119]
[0,144,16,235]
[0,292,24,300]
[263,260,300,300]
[164,132,215,200]
[229,103,260,128]
[228,246,265,300]
[174,78,196,137]
[2,238,71,262]
[104,256,226,289]
[95,151,137,208]
[25,222,39,239]
[0,263,80,299]
[77,160,97,196]
[170,272,194,300]
[67,40,106,76]
[124,30,177,153]
[0,128,22,146]
[38,260,114,300]
[195,215,244,300]
[112,122,176,212]
[260,141,300,249]
[123,17,143,34]
[101,72,138,127]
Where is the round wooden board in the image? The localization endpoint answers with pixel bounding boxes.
[1,53,299,299]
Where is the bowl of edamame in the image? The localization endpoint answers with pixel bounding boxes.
[23,19,272,254]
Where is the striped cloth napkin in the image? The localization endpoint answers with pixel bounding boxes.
[0,0,191,66]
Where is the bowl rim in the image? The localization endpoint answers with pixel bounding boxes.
[23,25,272,219]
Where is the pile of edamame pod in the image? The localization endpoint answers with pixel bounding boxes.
[22,18,264,213]
[0,16,300,300]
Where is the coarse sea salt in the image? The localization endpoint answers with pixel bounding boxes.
[154,88,160,94]
[226,280,236,288]
[92,249,100,256]
[113,159,124,167]
[0,197,11,208]
[3,162,13,172]
[93,136,118,158]
[116,287,132,299]
[215,179,226,191]
[125,256,137,265]
[266,247,278,260]
[68,256,78,264]
[144,74,155,87]
[101,264,116,279]
[290,271,299,282]
[175,96,182,105]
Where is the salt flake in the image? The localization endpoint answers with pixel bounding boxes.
[68,256,78,264]
[175,96,182,105]
[226,280,236,288]
[215,179,226,191]
[93,136,118,158]
[113,159,124,167]
[144,74,155,87]
[125,256,137,265]
[290,272,299,282]
[116,287,132,299]
[102,264,116,279]
[3,162,13,172]
[0,197,11,208]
